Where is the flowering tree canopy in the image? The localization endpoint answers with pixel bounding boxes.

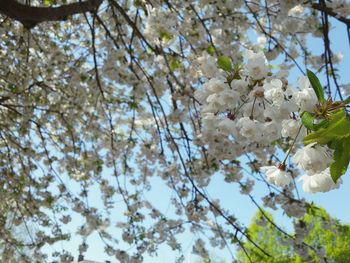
[0,0,349,262]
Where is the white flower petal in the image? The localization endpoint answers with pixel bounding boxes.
[299,168,341,193]
[261,166,292,187]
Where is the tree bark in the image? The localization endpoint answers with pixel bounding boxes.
[0,0,102,28]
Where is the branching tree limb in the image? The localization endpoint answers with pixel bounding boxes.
[311,3,350,26]
[0,0,102,28]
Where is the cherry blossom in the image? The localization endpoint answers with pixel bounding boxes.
[0,0,348,262]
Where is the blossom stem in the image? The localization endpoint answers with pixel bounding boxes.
[249,96,257,119]
[282,125,303,166]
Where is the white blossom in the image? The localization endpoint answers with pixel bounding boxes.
[236,117,263,142]
[294,76,319,112]
[245,50,269,80]
[281,119,300,138]
[299,168,342,193]
[293,143,333,174]
[260,166,293,187]
[264,79,285,106]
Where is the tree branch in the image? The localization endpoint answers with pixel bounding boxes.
[0,0,102,28]
[311,3,350,26]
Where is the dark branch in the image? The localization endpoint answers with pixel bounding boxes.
[311,3,350,26]
[0,0,103,28]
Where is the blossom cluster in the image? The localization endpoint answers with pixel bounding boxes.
[195,50,341,193]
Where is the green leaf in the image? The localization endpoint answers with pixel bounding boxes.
[134,0,142,6]
[128,101,138,109]
[343,96,350,105]
[302,110,350,145]
[160,31,173,41]
[301,111,329,131]
[301,112,315,130]
[217,56,232,72]
[169,57,181,71]
[329,138,350,183]
[313,119,330,130]
[43,0,54,6]
[207,45,216,55]
[307,69,325,102]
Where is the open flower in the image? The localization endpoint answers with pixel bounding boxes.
[264,79,285,107]
[294,76,319,112]
[236,117,263,142]
[281,119,300,138]
[298,168,341,193]
[245,50,269,80]
[260,165,292,187]
[292,143,333,174]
